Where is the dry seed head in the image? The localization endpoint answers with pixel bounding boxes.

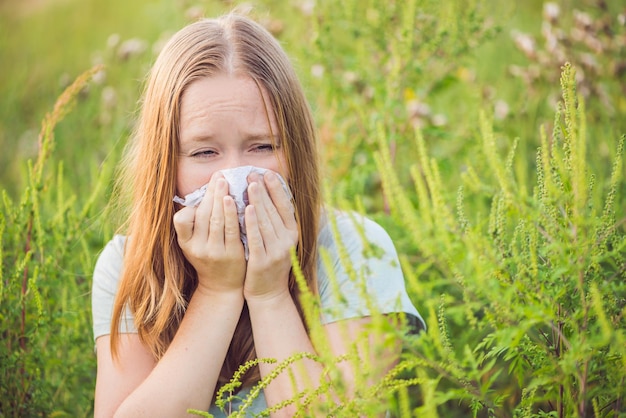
[542,21,559,52]
[117,38,148,60]
[543,2,560,23]
[432,113,447,126]
[494,100,509,120]
[573,10,593,31]
[406,100,431,118]
[107,33,120,50]
[298,1,314,16]
[310,64,324,78]
[342,71,358,84]
[92,69,106,85]
[185,6,204,21]
[512,30,536,59]
[101,86,117,110]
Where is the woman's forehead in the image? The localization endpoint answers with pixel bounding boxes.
[178,75,281,142]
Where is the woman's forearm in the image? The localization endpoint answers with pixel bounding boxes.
[247,291,324,416]
[247,293,403,417]
[114,290,244,417]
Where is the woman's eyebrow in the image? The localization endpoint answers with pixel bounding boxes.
[180,134,216,144]
[178,135,216,153]
[245,133,280,142]
[179,133,280,147]
[246,132,278,141]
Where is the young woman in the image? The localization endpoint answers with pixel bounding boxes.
[92,13,424,417]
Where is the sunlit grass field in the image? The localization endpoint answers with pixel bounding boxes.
[1,0,625,416]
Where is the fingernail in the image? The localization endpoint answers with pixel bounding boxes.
[265,171,276,182]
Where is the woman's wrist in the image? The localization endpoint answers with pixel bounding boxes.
[244,287,293,310]
[193,283,245,305]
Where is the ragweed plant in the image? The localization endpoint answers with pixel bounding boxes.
[0,67,108,417]
[3,1,625,416]
[308,0,499,209]
[375,63,625,417]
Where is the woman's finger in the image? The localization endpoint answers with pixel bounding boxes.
[223,195,242,247]
[207,178,228,247]
[173,206,196,244]
[264,171,297,231]
[247,180,278,240]
[193,174,220,242]
[244,204,265,258]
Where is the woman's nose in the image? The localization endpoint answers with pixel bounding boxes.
[223,153,258,170]
[222,153,244,170]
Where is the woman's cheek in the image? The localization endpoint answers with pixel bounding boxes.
[176,163,215,196]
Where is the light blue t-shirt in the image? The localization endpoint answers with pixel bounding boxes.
[92,210,424,416]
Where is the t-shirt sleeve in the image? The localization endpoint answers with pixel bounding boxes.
[316,211,425,331]
[92,235,137,341]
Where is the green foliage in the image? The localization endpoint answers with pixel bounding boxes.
[1,0,625,417]
[309,0,499,207]
[374,63,626,416]
[0,67,107,417]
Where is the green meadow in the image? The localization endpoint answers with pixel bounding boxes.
[1,0,625,416]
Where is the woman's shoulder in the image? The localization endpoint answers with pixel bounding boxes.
[317,209,397,253]
[315,208,403,284]
[92,235,131,340]
[315,209,424,328]
[93,234,127,290]
[102,234,127,256]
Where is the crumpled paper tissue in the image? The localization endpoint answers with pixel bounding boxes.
[173,166,292,259]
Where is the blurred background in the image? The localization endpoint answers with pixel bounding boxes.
[3,0,623,203]
[1,0,625,416]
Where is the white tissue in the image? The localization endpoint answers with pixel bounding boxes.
[173,166,292,259]
[173,186,206,207]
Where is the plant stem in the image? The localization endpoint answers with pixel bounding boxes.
[578,359,588,417]
[20,216,32,351]
[557,304,564,418]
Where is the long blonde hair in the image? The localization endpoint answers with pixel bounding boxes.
[110,14,320,390]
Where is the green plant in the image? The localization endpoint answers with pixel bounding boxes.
[0,67,110,417]
[308,0,499,210]
[2,1,625,416]
[375,63,625,417]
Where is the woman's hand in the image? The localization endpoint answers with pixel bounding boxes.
[173,174,246,296]
[243,171,298,301]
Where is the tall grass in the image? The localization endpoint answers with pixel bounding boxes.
[374,63,625,416]
[0,0,624,416]
[0,66,108,417]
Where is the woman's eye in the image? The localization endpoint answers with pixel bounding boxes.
[254,144,278,152]
[192,150,216,157]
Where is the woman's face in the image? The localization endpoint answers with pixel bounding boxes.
[176,74,287,196]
